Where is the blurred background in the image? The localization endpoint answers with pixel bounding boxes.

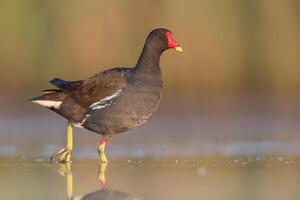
[0,0,300,159]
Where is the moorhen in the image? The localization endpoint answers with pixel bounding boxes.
[29,28,182,163]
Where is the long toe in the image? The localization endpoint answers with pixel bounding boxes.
[50,148,72,163]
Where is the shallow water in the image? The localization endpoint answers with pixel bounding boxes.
[2,111,300,158]
[2,98,300,199]
[0,158,300,200]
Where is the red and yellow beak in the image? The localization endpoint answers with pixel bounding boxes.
[166,31,183,52]
[174,46,183,52]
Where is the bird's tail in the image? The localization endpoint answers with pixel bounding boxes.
[29,89,67,109]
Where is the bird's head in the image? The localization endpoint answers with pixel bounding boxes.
[146,28,183,53]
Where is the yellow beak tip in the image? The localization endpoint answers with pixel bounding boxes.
[175,46,183,52]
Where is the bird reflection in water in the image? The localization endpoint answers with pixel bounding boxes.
[56,163,73,200]
[56,163,139,200]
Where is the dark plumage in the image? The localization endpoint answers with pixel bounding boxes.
[29,28,182,162]
[79,187,138,200]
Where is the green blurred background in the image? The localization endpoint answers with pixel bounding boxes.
[0,0,300,158]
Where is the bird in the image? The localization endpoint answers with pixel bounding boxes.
[29,28,182,163]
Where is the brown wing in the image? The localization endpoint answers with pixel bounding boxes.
[50,68,128,108]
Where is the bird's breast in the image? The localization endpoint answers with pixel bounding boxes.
[117,81,162,126]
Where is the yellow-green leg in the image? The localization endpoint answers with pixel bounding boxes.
[98,138,107,163]
[98,162,107,186]
[65,164,73,200]
[50,122,73,163]
[56,163,73,200]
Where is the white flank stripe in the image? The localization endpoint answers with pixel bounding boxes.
[90,89,122,110]
[92,105,108,110]
[32,100,62,109]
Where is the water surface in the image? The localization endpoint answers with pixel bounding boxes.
[0,158,299,200]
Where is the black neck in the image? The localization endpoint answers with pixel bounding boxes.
[134,44,162,74]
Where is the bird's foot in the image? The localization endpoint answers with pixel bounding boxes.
[50,148,72,163]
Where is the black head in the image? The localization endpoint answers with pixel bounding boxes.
[145,28,183,53]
